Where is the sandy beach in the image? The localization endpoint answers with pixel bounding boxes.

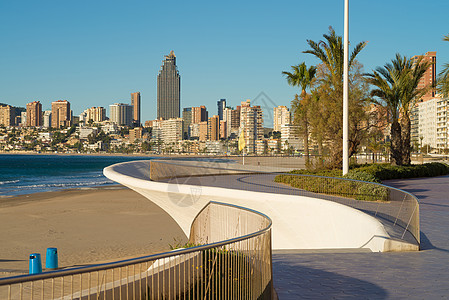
[0,186,186,278]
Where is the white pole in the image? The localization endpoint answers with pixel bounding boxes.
[343,0,349,175]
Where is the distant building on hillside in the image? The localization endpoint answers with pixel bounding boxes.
[81,107,106,123]
[43,111,52,128]
[129,127,143,143]
[0,105,15,127]
[26,101,42,127]
[109,103,133,126]
[51,100,71,128]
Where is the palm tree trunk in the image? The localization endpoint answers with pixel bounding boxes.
[303,118,310,167]
[401,117,412,165]
[390,120,402,165]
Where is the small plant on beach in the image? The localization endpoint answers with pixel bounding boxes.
[168,237,201,250]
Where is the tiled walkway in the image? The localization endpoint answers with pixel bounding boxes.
[273,175,449,299]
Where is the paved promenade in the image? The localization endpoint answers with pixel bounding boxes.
[273,175,449,299]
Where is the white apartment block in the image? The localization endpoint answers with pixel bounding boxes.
[273,106,290,132]
[159,118,183,145]
[78,126,98,140]
[43,111,52,128]
[418,98,438,149]
[81,107,106,123]
[281,124,303,151]
[223,107,240,137]
[109,103,133,126]
[436,97,448,150]
[240,100,263,153]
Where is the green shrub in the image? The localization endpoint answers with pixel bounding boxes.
[353,162,449,180]
[274,173,389,201]
[275,163,449,202]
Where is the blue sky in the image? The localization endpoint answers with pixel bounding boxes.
[1,0,448,126]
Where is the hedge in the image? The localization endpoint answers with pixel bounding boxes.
[274,162,449,202]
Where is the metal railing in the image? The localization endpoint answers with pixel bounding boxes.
[272,173,420,245]
[0,202,273,300]
[150,159,420,247]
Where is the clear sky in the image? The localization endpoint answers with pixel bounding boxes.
[1,0,448,127]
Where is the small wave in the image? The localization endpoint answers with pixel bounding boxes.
[0,180,20,185]
[23,181,114,189]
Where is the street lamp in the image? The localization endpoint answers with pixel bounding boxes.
[343,0,349,175]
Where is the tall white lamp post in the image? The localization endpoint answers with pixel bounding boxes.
[343,0,349,175]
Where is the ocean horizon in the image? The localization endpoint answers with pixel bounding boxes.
[0,154,155,197]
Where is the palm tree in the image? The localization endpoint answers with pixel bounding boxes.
[365,54,430,165]
[398,55,431,164]
[302,27,367,168]
[282,63,316,97]
[437,34,449,97]
[282,62,316,165]
[303,27,366,87]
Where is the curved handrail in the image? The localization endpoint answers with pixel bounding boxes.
[150,159,420,247]
[0,201,272,286]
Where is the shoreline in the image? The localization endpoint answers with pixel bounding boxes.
[0,186,186,278]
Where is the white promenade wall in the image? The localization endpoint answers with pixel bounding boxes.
[104,160,392,252]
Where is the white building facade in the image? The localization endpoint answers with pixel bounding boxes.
[418,98,438,150]
[273,106,290,132]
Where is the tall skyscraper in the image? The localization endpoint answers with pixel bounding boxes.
[51,100,71,128]
[131,92,141,126]
[26,101,42,127]
[412,51,436,101]
[109,103,133,126]
[217,99,226,121]
[157,51,181,119]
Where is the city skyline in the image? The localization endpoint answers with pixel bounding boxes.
[1,1,449,124]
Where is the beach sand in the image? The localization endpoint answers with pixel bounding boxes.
[0,186,187,278]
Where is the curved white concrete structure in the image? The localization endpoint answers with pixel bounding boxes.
[104,160,409,252]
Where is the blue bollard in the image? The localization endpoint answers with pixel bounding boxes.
[29,253,42,274]
[45,247,58,269]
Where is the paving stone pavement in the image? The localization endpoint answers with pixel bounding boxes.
[273,175,449,299]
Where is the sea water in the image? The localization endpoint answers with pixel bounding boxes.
[0,154,154,197]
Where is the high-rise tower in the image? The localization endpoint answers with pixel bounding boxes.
[157,51,181,119]
[412,51,436,101]
[131,92,141,126]
[51,100,71,128]
[217,99,226,121]
[26,101,42,127]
